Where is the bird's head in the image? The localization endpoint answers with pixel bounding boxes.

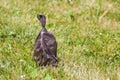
[37,13,46,27]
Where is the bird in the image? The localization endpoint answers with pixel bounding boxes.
[33,13,58,66]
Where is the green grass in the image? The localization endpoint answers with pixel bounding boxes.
[0,0,120,80]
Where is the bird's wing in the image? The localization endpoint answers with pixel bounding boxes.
[41,32,57,60]
[43,32,57,55]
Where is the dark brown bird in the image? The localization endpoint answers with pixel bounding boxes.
[33,14,58,66]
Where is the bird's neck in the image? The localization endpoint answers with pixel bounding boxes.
[42,26,47,32]
[40,18,46,28]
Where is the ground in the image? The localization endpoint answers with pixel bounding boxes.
[0,0,120,80]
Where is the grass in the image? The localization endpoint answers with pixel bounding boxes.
[0,0,120,80]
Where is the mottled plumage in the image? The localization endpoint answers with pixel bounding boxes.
[33,14,58,66]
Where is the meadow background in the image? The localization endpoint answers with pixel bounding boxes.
[0,0,120,80]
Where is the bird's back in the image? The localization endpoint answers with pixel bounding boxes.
[33,27,57,66]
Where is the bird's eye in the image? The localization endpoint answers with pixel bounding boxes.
[39,15,42,18]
